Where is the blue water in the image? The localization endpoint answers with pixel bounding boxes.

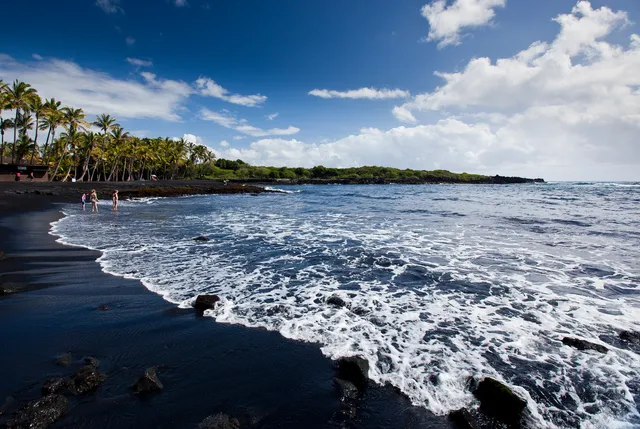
[51,183,640,428]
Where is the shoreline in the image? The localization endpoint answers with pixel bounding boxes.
[0,192,451,428]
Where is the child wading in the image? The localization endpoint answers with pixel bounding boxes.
[112,190,119,211]
[90,189,99,213]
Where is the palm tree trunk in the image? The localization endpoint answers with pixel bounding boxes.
[1,131,5,164]
[50,145,68,182]
[29,115,39,165]
[12,109,19,163]
[61,166,72,183]
[42,127,52,164]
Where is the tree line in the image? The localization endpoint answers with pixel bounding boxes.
[0,79,217,181]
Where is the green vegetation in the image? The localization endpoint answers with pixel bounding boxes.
[0,79,217,181]
[207,159,498,183]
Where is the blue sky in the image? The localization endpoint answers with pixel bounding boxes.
[1,0,640,180]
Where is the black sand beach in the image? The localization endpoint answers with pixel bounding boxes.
[0,182,452,429]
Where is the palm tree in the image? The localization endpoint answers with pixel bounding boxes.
[5,80,38,162]
[0,118,13,164]
[61,107,87,133]
[106,127,129,181]
[41,98,62,163]
[93,114,119,135]
[51,128,82,181]
[28,95,45,164]
[79,132,98,181]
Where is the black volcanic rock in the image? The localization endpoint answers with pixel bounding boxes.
[327,295,347,308]
[55,353,73,367]
[193,236,210,242]
[194,295,220,311]
[334,378,359,400]
[132,367,164,394]
[197,413,240,429]
[67,366,107,395]
[473,378,526,427]
[5,395,67,429]
[620,330,640,344]
[562,337,608,353]
[336,357,369,391]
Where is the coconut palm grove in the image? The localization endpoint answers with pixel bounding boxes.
[0,79,218,182]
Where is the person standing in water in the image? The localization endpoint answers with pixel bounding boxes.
[90,189,99,213]
[112,190,119,211]
[81,193,86,211]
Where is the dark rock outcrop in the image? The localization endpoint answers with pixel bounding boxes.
[448,408,480,429]
[327,295,347,308]
[67,366,107,395]
[197,413,240,429]
[42,378,68,395]
[562,337,608,353]
[97,304,109,311]
[55,353,73,367]
[620,330,640,344]
[84,356,100,367]
[473,378,526,426]
[0,396,15,416]
[0,282,32,296]
[194,295,220,311]
[132,367,164,394]
[336,357,369,391]
[193,236,210,242]
[5,394,67,429]
[333,378,359,400]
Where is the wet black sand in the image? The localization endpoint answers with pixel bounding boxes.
[0,187,452,428]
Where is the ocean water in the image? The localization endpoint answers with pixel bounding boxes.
[51,183,640,429]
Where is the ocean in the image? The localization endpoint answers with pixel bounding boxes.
[51,183,640,428]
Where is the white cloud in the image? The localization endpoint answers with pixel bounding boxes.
[200,108,300,137]
[383,1,640,179]
[309,87,410,99]
[181,133,205,145]
[96,0,122,14]
[0,55,192,121]
[125,37,136,46]
[422,0,506,48]
[32,54,43,61]
[174,0,188,6]
[233,136,245,140]
[126,57,153,68]
[266,112,279,120]
[195,77,267,107]
[220,140,230,147]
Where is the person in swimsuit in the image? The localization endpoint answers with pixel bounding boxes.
[112,190,119,211]
[81,193,86,211]
[90,189,99,213]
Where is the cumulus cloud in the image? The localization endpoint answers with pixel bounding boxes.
[0,55,192,121]
[220,140,230,147]
[388,1,640,179]
[195,77,267,107]
[96,0,123,14]
[422,0,506,48]
[309,87,410,99]
[201,109,300,137]
[126,57,153,68]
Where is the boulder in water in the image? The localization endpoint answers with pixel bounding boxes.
[194,295,220,311]
[327,295,347,308]
[67,366,107,395]
[193,236,210,242]
[96,304,109,311]
[473,378,526,426]
[336,357,369,391]
[620,330,640,344]
[84,356,100,368]
[448,408,481,429]
[42,378,68,395]
[5,394,67,429]
[333,378,359,400]
[562,337,608,353]
[197,413,240,429]
[132,367,164,394]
